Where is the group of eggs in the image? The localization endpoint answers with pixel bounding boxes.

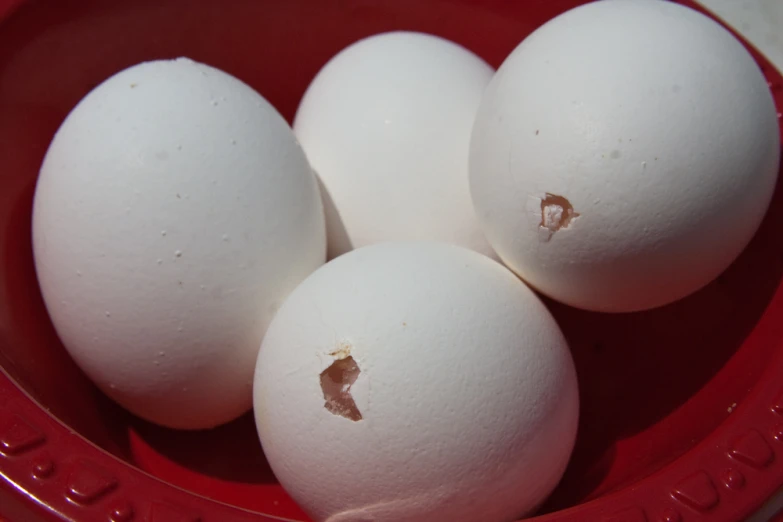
[29,1,780,521]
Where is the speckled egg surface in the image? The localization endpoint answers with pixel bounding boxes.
[32,58,326,429]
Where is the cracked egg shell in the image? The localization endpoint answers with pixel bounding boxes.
[253,241,578,522]
[469,0,780,312]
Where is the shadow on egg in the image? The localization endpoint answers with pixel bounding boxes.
[536,144,783,513]
[316,174,353,261]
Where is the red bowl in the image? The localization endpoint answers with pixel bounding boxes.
[1,1,782,521]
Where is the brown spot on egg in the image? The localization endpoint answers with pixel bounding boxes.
[540,193,579,241]
[320,356,362,422]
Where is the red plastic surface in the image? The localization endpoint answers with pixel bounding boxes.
[0,0,782,521]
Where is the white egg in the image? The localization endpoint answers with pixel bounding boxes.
[32,58,326,429]
[254,242,578,522]
[470,0,780,312]
[294,31,496,259]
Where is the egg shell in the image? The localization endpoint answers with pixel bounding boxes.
[294,31,496,259]
[469,0,780,312]
[254,242,578,522]
[32,58,326,429]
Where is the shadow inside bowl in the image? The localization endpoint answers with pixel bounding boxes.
[537,145,783,513]
[127,410,277,485]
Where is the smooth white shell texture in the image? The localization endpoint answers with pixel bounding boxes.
[469,0,780,312]
[32,58,326,429]
[254,242,578,522]
[294,31,496,259]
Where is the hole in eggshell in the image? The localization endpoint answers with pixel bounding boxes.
[540,193,580,242]
[320,356,363,422]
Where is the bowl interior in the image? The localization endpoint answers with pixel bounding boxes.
[1,0,782,520]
